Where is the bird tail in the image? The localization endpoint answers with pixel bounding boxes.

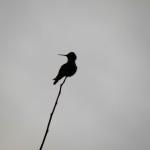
[53,78,58,85]
[53,74,65,85]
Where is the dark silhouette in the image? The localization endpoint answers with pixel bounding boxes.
[39,52,77,150]
[53,52,77,84]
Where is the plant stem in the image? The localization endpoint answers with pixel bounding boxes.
[39,77,67,150]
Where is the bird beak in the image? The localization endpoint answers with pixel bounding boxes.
[58,54,67,56]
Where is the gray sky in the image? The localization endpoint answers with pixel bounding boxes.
[0,0,150,150]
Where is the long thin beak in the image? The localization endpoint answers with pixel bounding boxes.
[58,54,67,56]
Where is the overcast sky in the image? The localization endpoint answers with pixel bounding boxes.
[0,0,150,150]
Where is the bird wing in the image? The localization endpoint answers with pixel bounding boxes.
[59,63,69,75]
[53,63,68,80]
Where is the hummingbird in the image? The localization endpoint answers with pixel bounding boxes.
[53,52,77,85]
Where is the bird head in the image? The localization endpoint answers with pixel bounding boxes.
[58,52,77,61]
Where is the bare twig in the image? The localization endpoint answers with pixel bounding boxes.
[39,77,67,150]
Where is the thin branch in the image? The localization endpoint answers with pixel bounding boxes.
[39,77,67,150]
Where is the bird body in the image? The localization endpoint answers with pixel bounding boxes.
[53,52,77,85]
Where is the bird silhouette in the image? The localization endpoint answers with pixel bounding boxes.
[53,52,77,85]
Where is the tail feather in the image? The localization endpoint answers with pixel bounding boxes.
[53,78,58,85]
[53,74,65,85]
